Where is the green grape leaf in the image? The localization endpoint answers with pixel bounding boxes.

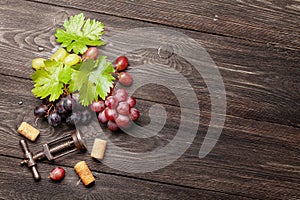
[55,13,105,54]
[69,56,115,106]
[31,60,72,102]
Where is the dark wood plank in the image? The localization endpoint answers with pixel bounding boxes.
[0,1,299,199]
[0,0,299,128]
[118,47,300,128]
[1,156,235,200]
[30,0,300,49]
[0,74,299,199]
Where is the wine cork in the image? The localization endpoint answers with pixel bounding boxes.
[91,138,107,160]
[74,161,95,186]
[17,122,40,142]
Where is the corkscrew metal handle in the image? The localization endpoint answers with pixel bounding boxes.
[19,140,41,181]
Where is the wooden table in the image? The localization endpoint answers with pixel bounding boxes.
[0,0,299,199]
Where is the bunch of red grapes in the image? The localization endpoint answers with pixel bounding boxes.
[91,55,139,131]
[92,88,139,131]
[34,52,139,131]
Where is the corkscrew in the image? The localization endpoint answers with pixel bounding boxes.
[20,130,87,180]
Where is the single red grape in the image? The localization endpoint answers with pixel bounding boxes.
[115,114,130,128]
[119,72,133,86]
[105,108,118,121]
[117,102,130,115]
[129,107,140,121]
[90,100,105,112]
[49,167,65,181]
[115,55,128,71]
[114,88,128,102]
[107,120,119,131]
[82,47,99,60]
[98,110,108,124]
[105,96,118,109]
[126,96,136,108]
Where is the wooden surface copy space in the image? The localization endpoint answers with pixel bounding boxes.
[0,0,299,199]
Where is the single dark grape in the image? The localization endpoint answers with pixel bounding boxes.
[62,95,74,111]
[56,99,68,114]
[48,111,62,127]
[105,96,118,109]
[117,102,130,115]
[90,100,105,112]
[71,92,80,105]
[80,109,92,125]
[66,111,81,126]
[107,120,119,131]
[34,104,48,118]
[70,93,85,111]
[98,110,108,124]
[129,108,140,121]
[118,72,133,86]
[127,96,136,108]
[115,114,130,128]
[60,111,70,120]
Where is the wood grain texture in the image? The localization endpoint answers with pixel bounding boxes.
[0,156,233,200]
[0,0,299,128]
[0,0,299,199]
[30,0,300,49]
[0,74,299,199]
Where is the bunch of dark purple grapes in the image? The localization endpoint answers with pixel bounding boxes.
[92,88,139,131]
[34,93,92,127]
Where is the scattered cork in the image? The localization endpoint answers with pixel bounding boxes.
[74,161,95,186]
[91,139,107,160]
[17,122,40,142]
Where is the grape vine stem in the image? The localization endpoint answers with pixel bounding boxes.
[63,84,70,96]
